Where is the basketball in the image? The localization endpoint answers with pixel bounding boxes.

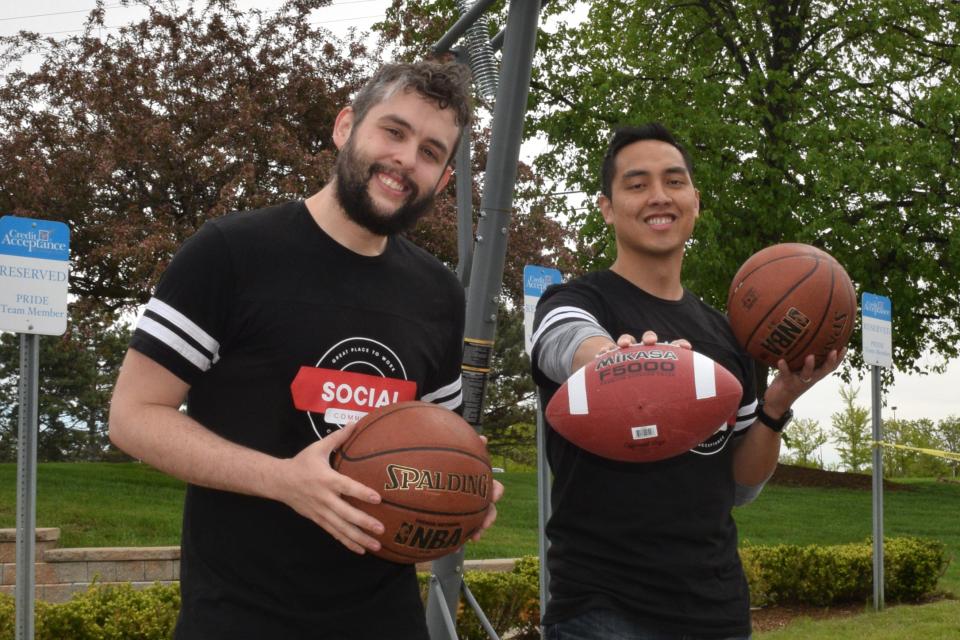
[726,243,856,370]
[331,401,493,564]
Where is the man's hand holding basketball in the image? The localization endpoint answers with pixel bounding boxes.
[274,422,385,555]
[470,434,505,542]
[764,348,847,417]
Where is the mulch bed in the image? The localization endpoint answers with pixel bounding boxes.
[768,463,910,491]
[751,601,867,632]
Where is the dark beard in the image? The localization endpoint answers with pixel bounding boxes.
[333,138,437,237]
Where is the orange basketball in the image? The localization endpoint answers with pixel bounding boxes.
[331,401,492,564]
[727,243,856,370]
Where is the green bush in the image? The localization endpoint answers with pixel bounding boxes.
[0,539,945,638]
[0,583,179,640]
[417,556,540,640]
[742,536,948,606]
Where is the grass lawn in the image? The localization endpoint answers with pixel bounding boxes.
[734,480,960,595]
[756,599,960,639]
[0,462,185,548]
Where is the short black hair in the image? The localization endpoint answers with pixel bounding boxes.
[600,123,694,198]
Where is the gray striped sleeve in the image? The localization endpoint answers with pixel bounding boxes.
[536,320,612,384]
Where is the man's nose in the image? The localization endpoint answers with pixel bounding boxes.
[389,140,418,169]
[647,180,672,204]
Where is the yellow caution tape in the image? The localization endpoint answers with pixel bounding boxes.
[873,441,960,463]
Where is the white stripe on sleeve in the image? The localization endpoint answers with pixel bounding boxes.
[532,306,601,347]
[137,316,213,371]
[421,376,462,403]
[147,298,220,361]
[735,399,759,431]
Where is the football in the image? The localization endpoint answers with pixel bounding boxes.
[545,344,743,462]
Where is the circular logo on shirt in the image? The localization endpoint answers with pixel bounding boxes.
[691,424,734,456]
[290,337,415,439]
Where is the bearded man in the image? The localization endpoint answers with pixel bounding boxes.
[109,60,501,640]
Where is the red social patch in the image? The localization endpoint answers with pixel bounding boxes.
[290,367,417,416]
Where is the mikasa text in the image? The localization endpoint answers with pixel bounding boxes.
[595,349,679,383]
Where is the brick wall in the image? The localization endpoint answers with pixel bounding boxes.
[0,528,515,603]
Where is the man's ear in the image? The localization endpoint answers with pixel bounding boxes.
[694,188,701,220]
[332,107,355,150]
[598,194,614,224]
[434,166,454,193]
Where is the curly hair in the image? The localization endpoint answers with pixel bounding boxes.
[350,60,473,134]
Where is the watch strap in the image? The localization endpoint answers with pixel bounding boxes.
[755,401,793,433]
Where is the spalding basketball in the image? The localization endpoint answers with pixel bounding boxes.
[331,401,492,564]
[727,243,856,370]
[545,344,742,462]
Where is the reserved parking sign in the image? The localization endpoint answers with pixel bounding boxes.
[0,215,71,335]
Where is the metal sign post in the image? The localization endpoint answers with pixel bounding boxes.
[15,335,40,640]
[0,215,71,640]
[522,265,561,622]
[862,292,892,611]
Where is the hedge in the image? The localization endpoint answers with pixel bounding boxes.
[0,582,179,640]
[0,537,948,639]
[741,536,949,606]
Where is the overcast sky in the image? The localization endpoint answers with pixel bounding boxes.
[4,1,958,466]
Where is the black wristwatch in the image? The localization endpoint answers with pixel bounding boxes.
[755,400,793,433]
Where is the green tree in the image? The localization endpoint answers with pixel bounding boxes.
[830,385,872,472]
[0,311,131,462]
[882,418,914,477]
[0,0,369,314]
[938,415,960,478]
[0,1,578,460]
[531,0,960,376]
[780,417,826,468]
[379,0,960,391]
[882,417,952,477]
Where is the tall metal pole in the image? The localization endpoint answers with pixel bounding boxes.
[459,0,540,426]
[871,365,885,610]
[455,121,474,286]
[535,405,551,626]
[426,2,542,638]
[16,333,40,640]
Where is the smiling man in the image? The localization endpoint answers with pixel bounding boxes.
[530,123,842,639]
[109,61,502,640]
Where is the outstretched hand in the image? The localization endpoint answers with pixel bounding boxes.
[765,348,847,412]
[594,330,692,358]
[276,423,385,555]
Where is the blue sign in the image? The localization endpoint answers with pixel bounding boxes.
[862,292,892,322]
[523,265,563,355]
[0,216,70,262]
[523,265,562,297]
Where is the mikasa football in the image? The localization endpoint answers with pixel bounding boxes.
[331,401,493,564]
[545,344,742,462]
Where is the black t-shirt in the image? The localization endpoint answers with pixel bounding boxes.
[531,270,758,638]
[130,201,465,640]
